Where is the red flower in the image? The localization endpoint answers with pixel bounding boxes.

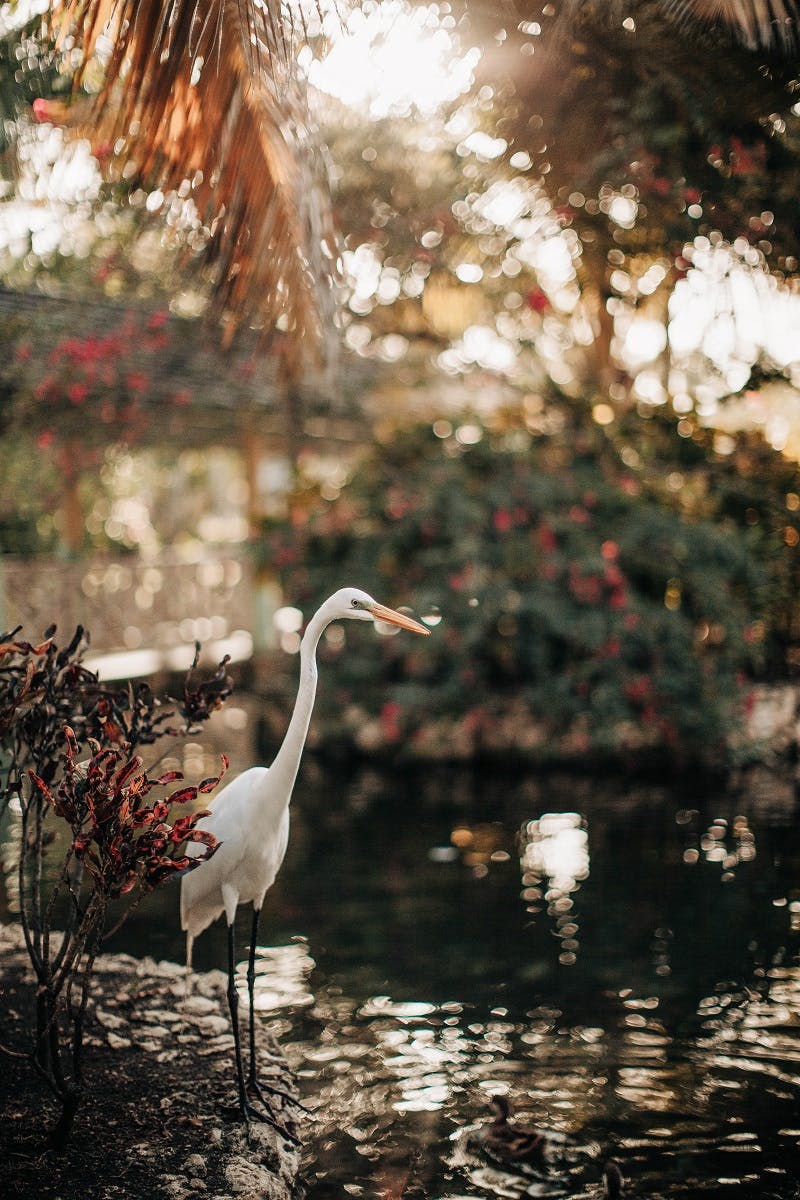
[380,701,402,742]
[126,372,148,393]
[493,508,512,532]
[68,382,89,404]
[32,98,56,123]
[569,505,589,525]
[525,288,549,314]
[625,676,652,702]
[599,637,621,659]
[536,523,557,554]
[601,540,618,561]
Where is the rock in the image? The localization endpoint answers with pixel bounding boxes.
[198,1035,235,1056]
[96,1009,128,1030]
[156,959,187,978]
[195,969,228,997]
[159,1174,191,1200]
[182,995,217,1016]
[188,1180,207,1192]
[107,1032,132,1050]
[225,1155,286,1199]
[144,1008,183,1024]
[194,1014,229,1038]
[141,1023,172,1039]
[183,1155,207,1176]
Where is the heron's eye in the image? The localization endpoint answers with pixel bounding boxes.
[351,598,359,608]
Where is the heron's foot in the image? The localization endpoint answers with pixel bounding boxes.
[247,1072,310,1116]
[222,1098,301,1145]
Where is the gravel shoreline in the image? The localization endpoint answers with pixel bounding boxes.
[0,923,303,1200]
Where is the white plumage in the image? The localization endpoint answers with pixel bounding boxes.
[178,587,429,1131]
[181,766,289,956]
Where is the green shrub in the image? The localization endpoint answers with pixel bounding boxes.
[260,417,792,768]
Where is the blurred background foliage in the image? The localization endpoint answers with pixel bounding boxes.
[260,403,800,767]
[0,0,799,764]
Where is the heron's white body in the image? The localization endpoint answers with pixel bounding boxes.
[180,766,291,939]
[179,587,427,953]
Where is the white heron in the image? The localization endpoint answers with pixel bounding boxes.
[180,587,430,1132]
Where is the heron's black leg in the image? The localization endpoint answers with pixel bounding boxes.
[226,919,300,1143]
[246,906,260,1086]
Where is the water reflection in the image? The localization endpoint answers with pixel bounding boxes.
[520,813,589,968]
[236,940,315,1013]
[2,713,800,1196]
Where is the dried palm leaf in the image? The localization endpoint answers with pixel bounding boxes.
[671,0,799,46]
[49,1,338,371]
[547,0,798,46]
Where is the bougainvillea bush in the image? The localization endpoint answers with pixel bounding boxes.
[0,628,232,1143]
[260,414,798,769]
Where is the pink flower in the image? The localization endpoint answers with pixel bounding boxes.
[601,540,618,561]
[126,372,148,393]
[536,523,557,554]
[493,508,512,533]
[599,637,621,659]
[68,383,89,404]
[569,505,589,524]
[625,676,652,703]
[380,702,402,742]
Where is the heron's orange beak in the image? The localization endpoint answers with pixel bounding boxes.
[369,603,430,635]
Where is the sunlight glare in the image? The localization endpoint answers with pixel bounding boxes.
[305,1,481,120]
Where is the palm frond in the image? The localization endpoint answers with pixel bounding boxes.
[667,0,799,46]
[551,0,799,46]
[49,1,338,370]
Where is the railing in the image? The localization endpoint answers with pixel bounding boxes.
[0,551,275,677]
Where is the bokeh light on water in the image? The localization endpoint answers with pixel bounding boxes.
[3,705,800,1196]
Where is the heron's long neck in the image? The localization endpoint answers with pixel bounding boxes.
[267,607,328,800]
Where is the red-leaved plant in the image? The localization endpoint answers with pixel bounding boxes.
[0,626,232,1145]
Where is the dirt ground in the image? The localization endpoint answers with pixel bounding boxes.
[0,923,303,1200]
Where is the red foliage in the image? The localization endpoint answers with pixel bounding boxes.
[29,730,225,899]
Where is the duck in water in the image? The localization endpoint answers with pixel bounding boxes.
[476,1094,547,1167]
[603,1160,625,1198]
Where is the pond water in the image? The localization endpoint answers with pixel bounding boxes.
[3,717,800,1198]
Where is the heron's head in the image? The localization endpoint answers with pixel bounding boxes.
[324,587,430,635]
